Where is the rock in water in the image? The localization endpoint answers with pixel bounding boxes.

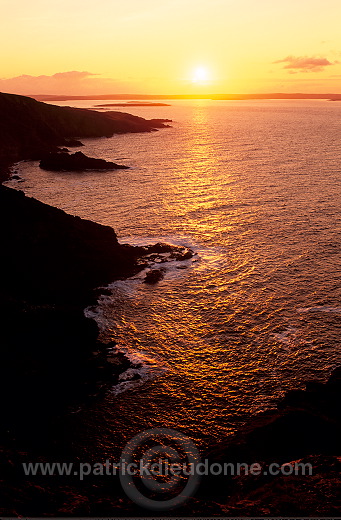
[143,268,165,284]
[39,151,129,171]
[64,138,84,147]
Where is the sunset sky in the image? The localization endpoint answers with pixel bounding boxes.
[2,0,341,95]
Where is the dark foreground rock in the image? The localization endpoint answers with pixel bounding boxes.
[1,365,341,517]
[39,151,129,171]
[64,138,84,147]
[0,185,143,436]
[0,187,197,517]
[206,367,341,464]
[197,366,341,516]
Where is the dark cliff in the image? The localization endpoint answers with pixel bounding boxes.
[0,186,189,435]
[0,185,139,303]
[0,91,170,178]
[0,185,142,430]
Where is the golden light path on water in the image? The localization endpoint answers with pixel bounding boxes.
[8,99,341,458]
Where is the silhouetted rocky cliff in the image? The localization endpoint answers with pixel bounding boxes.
[0,184,141,431]
[0,92,170,179]
[0,185,140,303]
[0,185,192,435]
[199,367,341,516]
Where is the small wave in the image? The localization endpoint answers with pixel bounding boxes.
[85,298,167,396]
[118,233,197,250]
[297,305,341,314]
[108,345,167,396]
[83,235,221,395]
[84,297,116,330]
[271,327,299,345]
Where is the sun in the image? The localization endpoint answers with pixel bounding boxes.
[191,66,210,84]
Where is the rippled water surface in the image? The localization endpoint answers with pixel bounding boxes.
[8,99,341,455]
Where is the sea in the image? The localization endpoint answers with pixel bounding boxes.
[5,98,341,458]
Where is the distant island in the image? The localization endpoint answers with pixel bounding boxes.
[95,102,171,107]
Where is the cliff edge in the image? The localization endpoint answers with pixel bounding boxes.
[0,92,170,179]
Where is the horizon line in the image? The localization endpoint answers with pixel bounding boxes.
[24,92,341,102]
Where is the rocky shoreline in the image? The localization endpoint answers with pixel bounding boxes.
[0,92,171,182]
[0,185,194,433]
[0,182,194,516]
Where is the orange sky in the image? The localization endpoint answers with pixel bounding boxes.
[1,0,341,95]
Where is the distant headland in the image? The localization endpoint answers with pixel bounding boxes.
[95,102,171,107]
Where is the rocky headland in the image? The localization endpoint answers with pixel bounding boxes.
[0,92,171,181]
